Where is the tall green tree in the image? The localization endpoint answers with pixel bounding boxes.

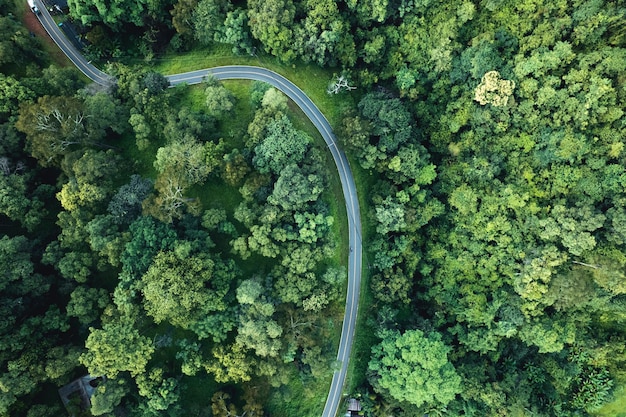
[81,314,155,378]
[192,0,231,45]
[247,0,295,61]
[68,0,173,28]
[252,115,310,175]
[204,79,236,119]
[0,75,34,122]
[235,279,283,358]
[0,15,44,70]
[368,329,461,410]
[141,250,234,340]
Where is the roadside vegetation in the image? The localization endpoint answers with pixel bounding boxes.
[2,0,626,416]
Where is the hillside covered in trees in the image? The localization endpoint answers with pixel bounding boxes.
[2,0,626,416]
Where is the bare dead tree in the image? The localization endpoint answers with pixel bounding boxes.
[289,311,314,330]
[213,392,251,417]
[0,157,26,176]
[51,138,82,153]
[35,107,117,155]
[35,108,86,135]
[327,74,357,95]
[0,157,11,176]
[161,177,189,214]
[572,260,599,269]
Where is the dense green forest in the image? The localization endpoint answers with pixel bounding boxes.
[2,0,626,415]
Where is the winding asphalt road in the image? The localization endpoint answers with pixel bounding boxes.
[33,3,362,416]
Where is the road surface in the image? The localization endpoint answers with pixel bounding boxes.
[34,4,362,416]
[33,0,114,86]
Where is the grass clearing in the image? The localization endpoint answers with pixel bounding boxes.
[191,179,242,214]
[266,367,330,417]
[116,130,160,180]
[595,378,626,417]
[219,80,254,149]
[171,83,207,113]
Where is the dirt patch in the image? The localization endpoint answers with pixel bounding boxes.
[22,9,51,41]
[20,8,71,66]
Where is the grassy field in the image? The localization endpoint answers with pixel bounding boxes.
[214,80,255,150]
[179,373,221,415]
[266,367,330,417]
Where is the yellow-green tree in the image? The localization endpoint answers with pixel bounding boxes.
[368,329,461,410]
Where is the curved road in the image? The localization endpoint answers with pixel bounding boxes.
[33,0,114,86]
[33,3,362,416]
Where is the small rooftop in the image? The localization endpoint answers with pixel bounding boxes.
[347,398,362,412]
[58,375,104,416]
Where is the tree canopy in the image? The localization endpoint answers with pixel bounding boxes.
[6,0,626,414]
[369,329,461,409]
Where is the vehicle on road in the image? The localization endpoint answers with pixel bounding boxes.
[27,0,41,14]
